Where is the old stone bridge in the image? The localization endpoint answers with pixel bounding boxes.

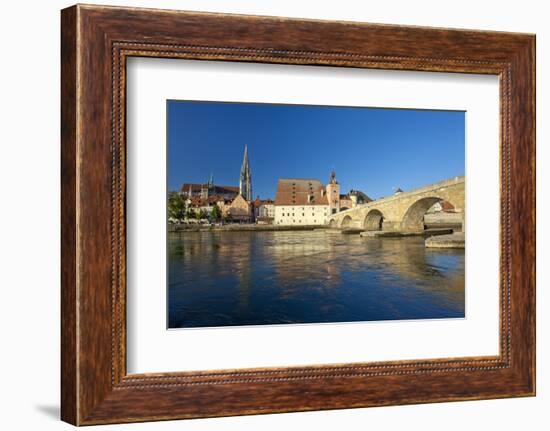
[328,176,465,232]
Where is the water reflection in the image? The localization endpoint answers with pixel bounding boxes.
[168,231,465,328]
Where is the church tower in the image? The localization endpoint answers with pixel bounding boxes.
[325,170,341,214]
[239,145,252,201]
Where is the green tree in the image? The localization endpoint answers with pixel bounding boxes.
[198,209,208,220]
[167,191,186,222]
[210,204,221,222]
[186,208,196,220]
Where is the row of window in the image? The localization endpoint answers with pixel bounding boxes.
[278,207,327,212]
[280,212,328,217]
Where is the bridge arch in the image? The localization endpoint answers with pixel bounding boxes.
[329,219,337,228]
[364,209,384,231]
[326,177,464,232]
[401,196,455,232]
[341,215,353,228]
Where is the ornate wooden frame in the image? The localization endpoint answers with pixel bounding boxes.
[61,4,535,425]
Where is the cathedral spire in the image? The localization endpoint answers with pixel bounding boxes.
[208,172,214,188]
[239,145,252,201]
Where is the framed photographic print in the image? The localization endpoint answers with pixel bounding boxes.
[61,4,535,425]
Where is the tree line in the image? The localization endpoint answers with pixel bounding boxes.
[167,191,225,223]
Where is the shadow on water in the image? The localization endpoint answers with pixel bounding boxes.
[168,230,465,328]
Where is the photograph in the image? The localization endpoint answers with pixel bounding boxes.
[167,100,466,329]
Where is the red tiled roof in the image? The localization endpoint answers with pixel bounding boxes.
[181,183,239,194]
[181,183,202,192]
[441,201,455,212]
[274,179,329,206]
[189,195,233,207]
[214,185,239,194]
[188,197,204,207]
[252,197,274,208]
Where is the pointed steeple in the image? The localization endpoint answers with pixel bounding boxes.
[239,145,252,201]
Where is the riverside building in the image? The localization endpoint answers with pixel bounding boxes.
[274,172,337,226]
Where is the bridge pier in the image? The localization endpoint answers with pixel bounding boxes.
[379,221,401,232]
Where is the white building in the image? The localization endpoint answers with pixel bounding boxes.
[274,178,331,225]
[252,198,275,224]
[258,203,275,219]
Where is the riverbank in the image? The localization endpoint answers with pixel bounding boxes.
[168,223,329,233]
[168,224,464,244]
[359,228,454,238]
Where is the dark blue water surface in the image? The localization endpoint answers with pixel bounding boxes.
[168,231,465,328]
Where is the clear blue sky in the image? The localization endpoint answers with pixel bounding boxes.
[167,100,464,200]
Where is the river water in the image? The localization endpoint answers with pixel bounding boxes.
[168,230,465,328]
